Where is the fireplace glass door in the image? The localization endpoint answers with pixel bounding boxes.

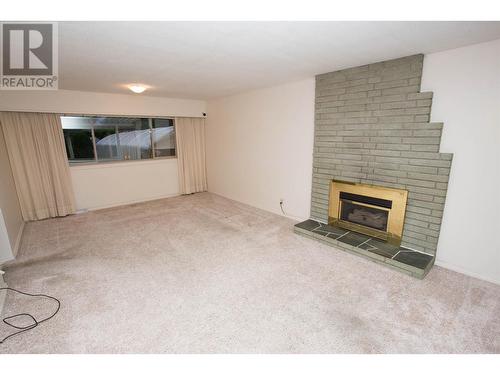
[339,200,389,232]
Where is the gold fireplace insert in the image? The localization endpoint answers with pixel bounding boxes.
[329,180,408,246]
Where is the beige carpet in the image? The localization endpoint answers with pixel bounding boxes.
[1,192,499,353]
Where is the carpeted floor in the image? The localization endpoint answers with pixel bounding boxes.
[1,192,499,353]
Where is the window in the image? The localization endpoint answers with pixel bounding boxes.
[152,118,176,157]
[61,116,176,164]
[62,123,94,163]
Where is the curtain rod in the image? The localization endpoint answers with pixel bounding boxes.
[0,109,206,119]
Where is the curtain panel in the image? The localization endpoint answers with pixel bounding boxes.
[0,112,76,221]
[175,117,208,195]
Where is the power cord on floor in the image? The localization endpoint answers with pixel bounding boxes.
[0,287,61,344]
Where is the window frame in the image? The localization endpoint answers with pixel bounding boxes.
[61,114,177,166]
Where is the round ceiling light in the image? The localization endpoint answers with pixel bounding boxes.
[128,84,148,94]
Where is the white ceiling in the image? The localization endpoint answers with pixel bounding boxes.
[59,21,500,99]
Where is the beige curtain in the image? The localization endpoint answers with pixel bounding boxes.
[0,112,76,221]
[175,117,207,194]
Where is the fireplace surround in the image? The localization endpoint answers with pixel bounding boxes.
[329,180,408,246]
[294,54,453,278]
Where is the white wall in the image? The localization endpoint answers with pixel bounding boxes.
[421,39,500,285]
[0,89,206,118]
[206,79,315,220]
[0,89,207,212]
[0,126,24,262]
[71,158,179,211]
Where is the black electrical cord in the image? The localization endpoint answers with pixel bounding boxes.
[0,287,60,344]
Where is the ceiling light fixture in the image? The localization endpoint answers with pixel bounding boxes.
[128,84,148,94]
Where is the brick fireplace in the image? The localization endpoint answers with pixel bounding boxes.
[294,54,452,278]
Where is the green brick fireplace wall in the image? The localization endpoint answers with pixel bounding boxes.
[311,54,452,255]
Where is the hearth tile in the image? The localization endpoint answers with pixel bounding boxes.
[370,238,399,252]
[393,250,433,270]
[358,242,377,251]
[367,246,399,259]
[294,219,322,232]
[315,225,348,238]
[365,239,400,258]
[337,231,371,247]
[293,226,433,279]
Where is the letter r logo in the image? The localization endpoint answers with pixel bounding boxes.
[2,23,53,75]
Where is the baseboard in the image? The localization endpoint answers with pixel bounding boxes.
[79,193,180,212]
[208,191,309,222]
[12,221,25,257]
[283,212,310,222]
[434,259,500,286]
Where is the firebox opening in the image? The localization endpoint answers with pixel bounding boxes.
[339,192,391,232]
[340,200,389,232]
[329,180,408,246]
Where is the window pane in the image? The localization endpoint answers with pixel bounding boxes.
[152,118,176,157]
[93,117,151,162]
[61,117,95,163]
[61,116,174,164]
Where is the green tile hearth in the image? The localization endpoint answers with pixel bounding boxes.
[293,219,434,279]
[394,251,434,270]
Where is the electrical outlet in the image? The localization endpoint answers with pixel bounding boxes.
[280,198,284,205]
